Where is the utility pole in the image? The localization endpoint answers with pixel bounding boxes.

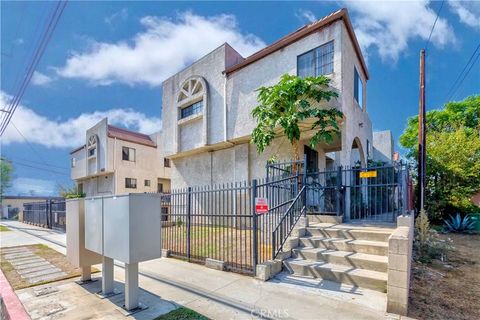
[418,49,426,212]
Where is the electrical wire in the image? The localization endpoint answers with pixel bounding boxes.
[444,43,480,102]
[425,0,445,51]
[0,0,68,135]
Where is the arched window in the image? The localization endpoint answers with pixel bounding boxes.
[177,76,207,121]
[87,135,98,158]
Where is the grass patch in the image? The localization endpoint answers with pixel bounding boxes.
[0,244,99,290]
[0,225,11,232]
[161,225,272,266]
[154,307,209,320]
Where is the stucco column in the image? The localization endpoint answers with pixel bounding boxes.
[80,266,91,282]
[125,262,139,310]
[102,256,114,294]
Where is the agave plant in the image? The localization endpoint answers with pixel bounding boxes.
[444,213,476,233]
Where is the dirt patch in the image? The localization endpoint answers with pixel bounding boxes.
[409,233,480,320]
[0,244,98,290]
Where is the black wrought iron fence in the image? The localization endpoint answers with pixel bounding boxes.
[160,173,305,275]
[23,199,66,231]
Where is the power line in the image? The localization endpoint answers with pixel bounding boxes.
[445,43,480,102]
[425,0,445,51]
[8,156,69,170]
[7,160,69,176]
[0,1,65,134]
[10,121,52,168]
[0,0,68,135]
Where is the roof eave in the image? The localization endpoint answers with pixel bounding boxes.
[224,8,369,80]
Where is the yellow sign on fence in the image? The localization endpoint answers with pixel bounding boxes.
[360,170,377,178]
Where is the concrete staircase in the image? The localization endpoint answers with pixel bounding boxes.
[283,215,395,293]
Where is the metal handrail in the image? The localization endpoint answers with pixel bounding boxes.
[271,186,306,259]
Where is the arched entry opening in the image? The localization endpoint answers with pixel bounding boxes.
[350,137,366,168]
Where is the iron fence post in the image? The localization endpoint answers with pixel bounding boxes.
[302,154,307,216]
[336,166,342,216]
[186,187,192,261]
[46,199,51,228]
[251,179,258,275]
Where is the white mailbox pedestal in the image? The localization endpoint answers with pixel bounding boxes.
[85,193,161,311]
[66,198,102,282]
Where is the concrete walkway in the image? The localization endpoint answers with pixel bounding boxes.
[0,221,411,320]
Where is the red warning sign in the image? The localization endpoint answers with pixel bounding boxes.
[255,197,269,214]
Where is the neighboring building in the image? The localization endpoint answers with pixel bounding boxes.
[70,118,171,197]
[1,195,63,221]
[372,130,395,164]
[161,8,392,189]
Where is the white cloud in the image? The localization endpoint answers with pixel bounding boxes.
[105,8,128,26]
[449,0,480,30]
[345,0,456,62]
[31,71,53,86]
[1,91,161,149]
[11,178,57,196]
[296,9,317,24]
[14,38,24,45]
[56,12,265,87]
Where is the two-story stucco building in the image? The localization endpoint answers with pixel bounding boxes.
[70,118,171,196]
[161,9,393,189]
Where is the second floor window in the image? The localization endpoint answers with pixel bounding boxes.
[297,41,334,78]
[354,67,364,109]
[164,158,170,167]
[180,100,203,119]
[144,179,151,187]
[122,147,135,162]
[71,157,76,168]
[125,178,137,189]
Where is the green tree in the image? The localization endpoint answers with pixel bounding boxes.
[251,74,342,161]
[400,95,480,221]
[0,158,13,200]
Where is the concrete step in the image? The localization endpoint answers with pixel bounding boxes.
[307,215,343,224]
[292,247,388,272]
[283,258,387,292]
[298,237,388,256]
[305,225,393,242]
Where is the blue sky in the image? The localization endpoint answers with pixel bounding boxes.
[1,1,479,196]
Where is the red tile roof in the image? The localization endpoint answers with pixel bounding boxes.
[225,8,369,80]
[107,125,156,147]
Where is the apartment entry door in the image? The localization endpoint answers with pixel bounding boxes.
[304,146,318,173]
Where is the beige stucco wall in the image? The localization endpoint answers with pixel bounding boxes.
[162,19,373,189]
[113,137,163,194]
[171,136,330,189]
[225,21,342,141]
[162,44,243,157]
[338,21,372,167]
[71,119,171,196]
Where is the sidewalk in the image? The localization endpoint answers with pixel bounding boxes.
[1,220,407,320]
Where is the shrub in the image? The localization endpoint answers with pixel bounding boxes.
[176,218,184,227]
[415,209,453,263]
[444,213,476,233]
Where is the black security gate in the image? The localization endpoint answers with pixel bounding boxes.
[345,163,411,222]
[304,162,411,223]
[23,199,66,231]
